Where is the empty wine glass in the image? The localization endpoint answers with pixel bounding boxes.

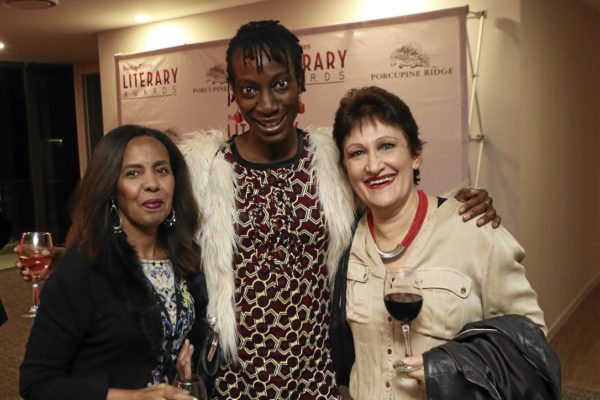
[174,374,208,400]
[383,267,423,373]
[19,232,53,318]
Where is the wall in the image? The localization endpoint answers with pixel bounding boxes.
[96,0,600,333]
[520,0,600,333]
[98,0,522,228]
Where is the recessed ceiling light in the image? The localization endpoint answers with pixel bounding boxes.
[3,0,59,9]
[135,14,150,23]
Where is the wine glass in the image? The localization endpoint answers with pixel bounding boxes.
[19,232,53,318]
[174,374,208,400]
[383,267,423,373]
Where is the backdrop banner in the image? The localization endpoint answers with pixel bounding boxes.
[116,6,468,194]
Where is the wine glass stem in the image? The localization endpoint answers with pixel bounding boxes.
[32,282,39,310]
[402,324,412,357]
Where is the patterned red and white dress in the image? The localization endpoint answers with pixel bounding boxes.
[212,131,339,399]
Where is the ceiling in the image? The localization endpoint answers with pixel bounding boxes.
[1,0,599,64]
[0,0,266,63]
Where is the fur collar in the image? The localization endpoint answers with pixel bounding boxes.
[180,128,355,362]
[96,236,164,360]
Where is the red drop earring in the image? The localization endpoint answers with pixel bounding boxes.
[298,102,305,114]
[233,111,243,123]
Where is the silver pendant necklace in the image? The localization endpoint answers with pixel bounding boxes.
[375,243,407,262]
[367,190,429,263]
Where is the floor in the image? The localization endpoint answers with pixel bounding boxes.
[0,267,599,399]
[0,242,18,271]
[550,281,600,392]
[0,268,35,400]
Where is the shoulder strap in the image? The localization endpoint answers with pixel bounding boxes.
[330,211,363,386]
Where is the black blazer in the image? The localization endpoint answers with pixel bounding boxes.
[19,248,206,400]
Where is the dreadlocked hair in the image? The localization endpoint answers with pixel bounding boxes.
[226,20,305,104]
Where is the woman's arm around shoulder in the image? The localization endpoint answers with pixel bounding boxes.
[454,187,501,228]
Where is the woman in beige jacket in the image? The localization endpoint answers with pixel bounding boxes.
[330,86,545,400]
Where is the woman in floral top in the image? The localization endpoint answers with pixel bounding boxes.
[20,125,207,400]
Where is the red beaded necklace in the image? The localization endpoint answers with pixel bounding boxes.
[367,190,428,262]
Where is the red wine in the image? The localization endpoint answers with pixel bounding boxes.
[20,254,52,274]
[384,293,423,324]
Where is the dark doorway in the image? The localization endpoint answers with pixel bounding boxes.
[0,62,80,245]
[83,72,103,157]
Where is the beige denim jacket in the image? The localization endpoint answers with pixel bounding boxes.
[346,196,545,400]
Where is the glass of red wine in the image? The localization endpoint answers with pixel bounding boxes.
[19,232,53,318]
[384,267,423,373]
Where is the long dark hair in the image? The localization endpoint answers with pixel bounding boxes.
[66,125,200,359]
[67,124,200,276]
[225,19,305,104]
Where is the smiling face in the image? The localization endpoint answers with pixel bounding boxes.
[231,48,301,146]
[116,136,174,238]
[343,119,421,214]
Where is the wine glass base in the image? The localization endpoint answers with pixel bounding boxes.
[393,360,420,374]
[22,306,38,318]
[175,374,208,400]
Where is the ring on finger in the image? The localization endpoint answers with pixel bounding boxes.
[484,200,491,211]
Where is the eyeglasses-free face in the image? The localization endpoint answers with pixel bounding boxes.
[116,136,175,236]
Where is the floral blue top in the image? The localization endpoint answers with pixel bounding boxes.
[140,259,195,384]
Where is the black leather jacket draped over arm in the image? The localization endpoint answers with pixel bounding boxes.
[423,314,561,400]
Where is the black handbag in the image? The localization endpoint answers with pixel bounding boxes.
[186,268,223,378]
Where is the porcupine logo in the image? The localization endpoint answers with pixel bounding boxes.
[389,43,430,68]
[205,63,227,85]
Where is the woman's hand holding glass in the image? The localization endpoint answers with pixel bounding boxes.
[109,339,200,400]
[19,232,53,317]
[173,375,207,400]
[175,339,208,400]
[15,244,65,282]
[107,384,198,400]
[176,339,195,381]
[403,355,425,383]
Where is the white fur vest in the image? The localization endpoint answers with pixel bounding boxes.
[179,128,355,362]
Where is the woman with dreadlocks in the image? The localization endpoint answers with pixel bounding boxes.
[179,20,500,400]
